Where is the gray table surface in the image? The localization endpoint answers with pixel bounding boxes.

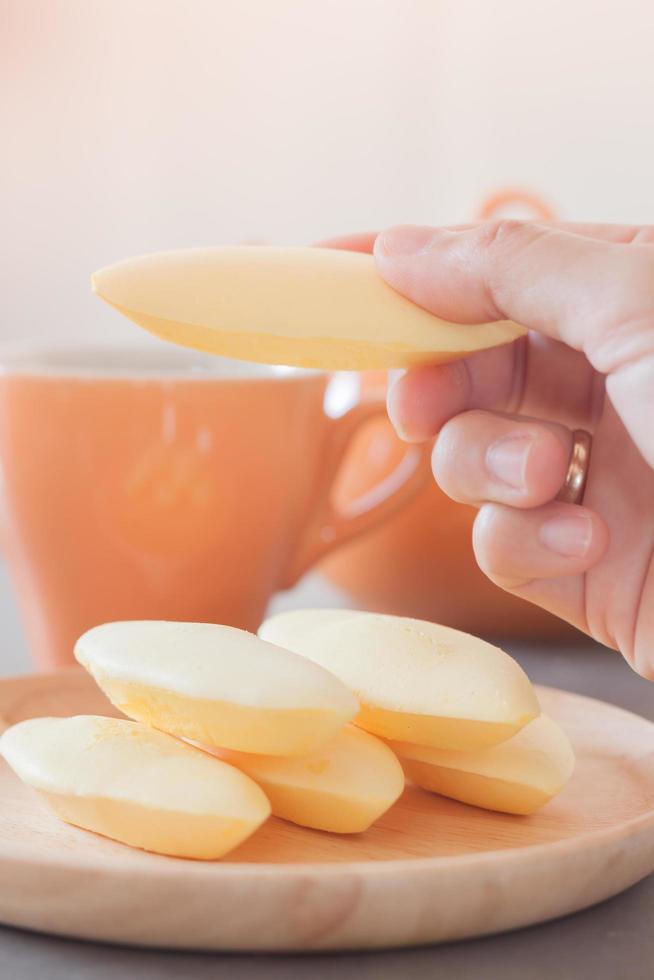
[0,572,653,979]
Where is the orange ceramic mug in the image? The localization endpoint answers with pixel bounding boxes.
[0,345,426,669]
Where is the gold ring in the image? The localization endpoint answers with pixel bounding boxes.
[557,429,592,505]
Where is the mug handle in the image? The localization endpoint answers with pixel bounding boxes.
[283,398,431,586]
[476,188,555,221]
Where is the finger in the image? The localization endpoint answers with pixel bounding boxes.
[316,223,654,254]
[472,501,609,593]
[403,222,654,244]
[432,411,571,508]
[387,338,602,442]
[545,222,654,244]
[374,221,654,371]
[387,348,518,442]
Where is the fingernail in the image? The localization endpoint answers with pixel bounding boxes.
[539,515,592,558]
[377,226,435,257]
[486,435,532,491]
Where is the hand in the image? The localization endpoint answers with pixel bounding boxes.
[320,224,654,677]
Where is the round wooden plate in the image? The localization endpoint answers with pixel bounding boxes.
[1,668,653,951]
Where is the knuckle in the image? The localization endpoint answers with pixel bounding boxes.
[478,220,547,317]
[471,506,500,574]
[588,248,654,371]
[625,226,654,245]
[482,218,527,249]
[472,510,531,590]
[472,505,529,588]
[431,432,461,498]
[633,649,654,681]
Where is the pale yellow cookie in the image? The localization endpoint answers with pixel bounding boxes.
[260,610,539,750]
[0,715,271,858]
[390,714,574,815]
[92,246,525,370]
[210,724,405,834]
[75,621,358,756]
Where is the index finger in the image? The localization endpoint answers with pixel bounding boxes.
[316,223,654,255]
[373,221,654,365]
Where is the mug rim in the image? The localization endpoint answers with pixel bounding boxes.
[0,341,327,382]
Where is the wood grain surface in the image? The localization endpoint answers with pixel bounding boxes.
[0,668,653,951]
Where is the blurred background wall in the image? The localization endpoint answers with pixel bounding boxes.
[2,0,654,348]
[1,0,654,669]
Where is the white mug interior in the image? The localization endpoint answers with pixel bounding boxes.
[0,342,323,382]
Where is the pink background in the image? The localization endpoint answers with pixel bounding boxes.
[3,0,654,347]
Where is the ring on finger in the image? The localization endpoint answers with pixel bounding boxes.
[556,429,592,505]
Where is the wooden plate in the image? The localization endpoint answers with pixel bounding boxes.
[1,668,653,952]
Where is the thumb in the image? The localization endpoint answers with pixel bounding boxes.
[374,222,654,466]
